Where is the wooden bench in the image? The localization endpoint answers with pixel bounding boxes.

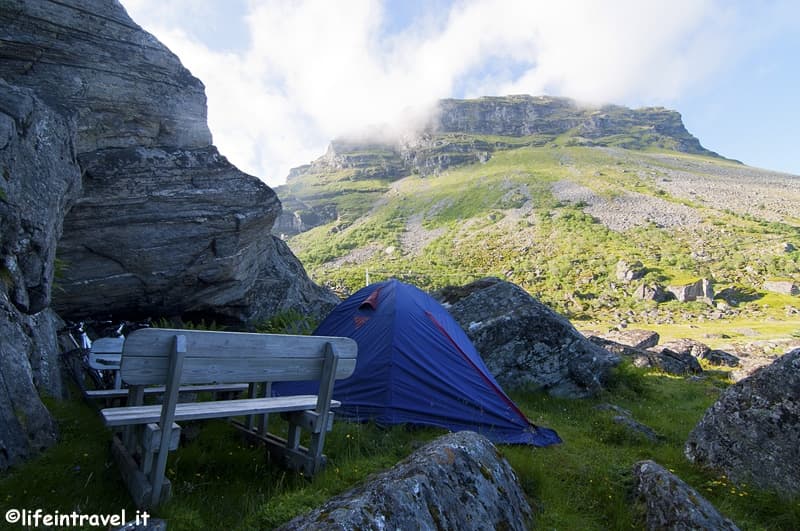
[100,328,357,509]
[86,336,249,404]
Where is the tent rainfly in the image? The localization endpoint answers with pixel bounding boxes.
[273,279,561,446]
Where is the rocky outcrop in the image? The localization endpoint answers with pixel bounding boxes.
[666,278,714,303]
[763,280,799,296]
[634,282,669,302]
[685,349,800,496]
[0,0,337,323]
[436,96,718,156]
[632,460,740,530]
[588,336,703,376]
[0,80,80,469]
[660,338,739,368]
[595,404,662,442]
[278,431,532,531]
[437,278,619,398]
[601,329,660,349]
[615,259,645,282]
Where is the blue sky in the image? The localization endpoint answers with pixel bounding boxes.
[121,0,799,186]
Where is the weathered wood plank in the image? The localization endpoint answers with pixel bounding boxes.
[122,328,357,360]
[101,396,341,426]
[110,435,171,510]
[85,382,249,400]
[121,356,356,385]
[150,335,186,506]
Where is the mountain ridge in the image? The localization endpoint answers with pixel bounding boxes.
[274,95,799,332]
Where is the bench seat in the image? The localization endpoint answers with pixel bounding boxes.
[102,395,340,426]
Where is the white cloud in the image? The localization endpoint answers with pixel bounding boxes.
[121,0,759,186]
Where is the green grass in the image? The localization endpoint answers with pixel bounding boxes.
[3,364,797,529]
[282,141,799,330]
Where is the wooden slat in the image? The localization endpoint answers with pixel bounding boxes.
[120,328,357,386]
[121,356,356,385]
[123,328,358,359]
[85,383,249,400]
[101,396,341,427]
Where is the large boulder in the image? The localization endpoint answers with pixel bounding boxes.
[601,329,660,349]
[615,259,645,282]
[437,278,619,398]
[0,0,337,324]
[588,336,703,376]
[0,80,80,469]
[278,431,532,531]
[666,278,713,302]
[632,460,740,530]
[762,280,799,296]
[660,338,739,368]
[685,349,800,496]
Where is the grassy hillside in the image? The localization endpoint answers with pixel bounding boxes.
[3,363,797,529]
[277,139,800,344]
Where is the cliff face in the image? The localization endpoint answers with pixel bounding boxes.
[0,79,80,469]
[0,0,337,469]
[276,95,719,236]
[0,0,337,323]
[435,95,716,156]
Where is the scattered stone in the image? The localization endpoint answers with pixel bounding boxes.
[644,347,703,375]
[634,282,670,302]
[659,338,710,359]
[666,278,714,303]
[613,415,661,442]
[596,404,662,442]
[705,349,740,367]
[616,259,646,282]
[685,349,800,497]
[782,242,796,253]
[600,329,660,349]
[587,337,702,376]
[278,431,532,531]
[632,460,740,530]
[437,278,619,398]
[762,280,799,296]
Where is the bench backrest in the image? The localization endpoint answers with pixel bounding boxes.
[120,328,358,386]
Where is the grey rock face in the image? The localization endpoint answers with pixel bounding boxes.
[666,278,714,302]
[635,282,669,302]
[1,0,335,324]
[602,329,660,349]
[587,336,702,376]
[0,0,211,152]
[0,80,80,469]
[278,431,532,531]
[633,460,740,530]
[0,294,60,471]
[659,338,711,359]
[660,338,740,368]
[685,349,800,497]
[436,96,717,156]
[437,278,619,397]
[616,259,645,282]
[763,280,799,296]
[0,80,81,314]
[54,145,281,322]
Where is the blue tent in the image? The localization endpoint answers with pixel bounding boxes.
[273,279,560,446]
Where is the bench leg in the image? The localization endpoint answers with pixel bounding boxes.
[286,422,302,451]
[306,429,327,476]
